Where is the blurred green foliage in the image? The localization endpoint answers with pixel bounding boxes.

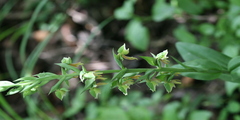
[1,0,240,119]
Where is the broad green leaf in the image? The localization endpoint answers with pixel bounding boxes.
[125,19,149,51]
[140,56,156,66]
[173,26,197,43]
[225,81,240,96]
[228,56,240,77]
[97,107,130,120]
[7,87,23,95]
[128,106,153,120]
[152,0,174,22]
[217,108,228,120]
[178,0,202,14]
[114,0,136,20]
[176,42,231,69]
[172,59,223,80]
[181,72,220,80]
[230,0,240,6]
[228,56,240,72]
[162,101,180,120]
[198,23,215,36]
[223,44,240,57]
[89,87,101,99]
[227,100,240,113]
[55,88,69,100]
[174,27,197,43]
[189,110,212,120]
[219,73,240,83]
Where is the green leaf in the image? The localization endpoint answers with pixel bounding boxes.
[181,72,220,80]
[146,80,158,92]
[162,101,180,120]
[118,85,129,95]
[55,63,80,73]
[112,68,128,81]
[15,76,37,82]
[178,0,202,14]
[227,100,240,113]
[225,81,240,96]
[228,56,240,72]
[176,42,231,69]
[125,19,149,51]
[55,88,69,100]
[173,59,223,80]
[63,87,86,118]
[189,110,212,120]
[97,107,129,120]
[140,56,156,66]
[152,0,174,22]
[112,49,124,68]
[89,87,101,99]
[128,106,153,120]
[198,23,215,36]
[228,56,240,77]
[114,0,136,20]
[219,74,240,83]
[173,26,197,43]
[7,87,23,95]
[34,72,56,78]
[49,77,66,94]
[223,44,240,57]
[163,83,174,93]
[230,0,240,6]
[0,81,15,87]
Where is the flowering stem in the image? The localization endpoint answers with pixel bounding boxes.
[97,67,225,74]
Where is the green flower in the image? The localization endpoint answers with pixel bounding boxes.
[152,50,168,60]
[61,57,72,64]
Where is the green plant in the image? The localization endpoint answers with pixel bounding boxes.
[1,43,239,99]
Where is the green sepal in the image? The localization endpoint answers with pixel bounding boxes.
[164,82,174,93]
[112,49,124,68]
[146,80,158,92]
[117,44,129,55]
[140,56,157,66]
[89,87,101,99]
[118,85,129,95]
[55,88,69,100]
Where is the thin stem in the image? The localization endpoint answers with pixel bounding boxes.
[98,68,196,74]
[20,0,48,63]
